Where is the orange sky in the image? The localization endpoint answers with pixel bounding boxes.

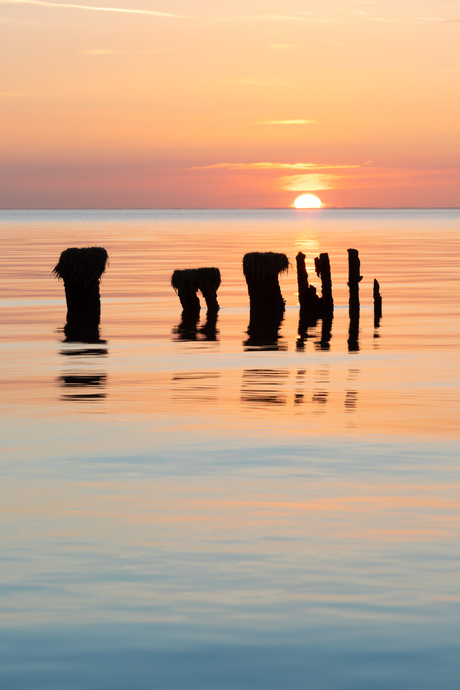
[1,0,460,207]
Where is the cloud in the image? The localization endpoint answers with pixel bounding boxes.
[190,162,363,171]
[282,174,333,191]
[79,48,166,55]
[255,119,319,125]
[2,0,183,17]
[269,43,299,50]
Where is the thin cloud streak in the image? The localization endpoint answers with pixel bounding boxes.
[255,119,319,125]
[190,162,364,171]
[2,0,183,18]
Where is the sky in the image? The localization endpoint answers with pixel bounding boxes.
[1,0,460,208]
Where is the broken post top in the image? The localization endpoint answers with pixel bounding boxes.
[243,252,289,280]
[53,247,108,286]
[171,267,221,293]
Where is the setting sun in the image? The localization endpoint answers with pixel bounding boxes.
[293,194,322,209]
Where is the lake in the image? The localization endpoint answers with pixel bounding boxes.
[0,209,459,689]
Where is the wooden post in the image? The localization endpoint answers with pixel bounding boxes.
[171,267,221,315]
[243,252,288,315]
[53,247,108,342]
[347,248,362,316]
[373,279,382,327]
[314,252,333,314]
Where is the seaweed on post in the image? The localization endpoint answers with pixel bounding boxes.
[53,246,108,342]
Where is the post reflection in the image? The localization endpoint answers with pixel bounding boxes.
[58,337,108,403]
[172,312,219,341]
[58,374,107,401]
[171,371,220,405]
[316,312,333,351]
[348,311,360,352]
[312,367,329,413]
[244,311,286,350]
[241,369,288,407]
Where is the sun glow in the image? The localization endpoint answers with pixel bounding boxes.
[293,194,322,209]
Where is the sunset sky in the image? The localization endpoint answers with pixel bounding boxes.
[1,0,460,208]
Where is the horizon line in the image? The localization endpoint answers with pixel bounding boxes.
[1,206,460,211]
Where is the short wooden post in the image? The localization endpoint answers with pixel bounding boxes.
[171,267,221,315]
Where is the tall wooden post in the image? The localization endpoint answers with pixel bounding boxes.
[314,252,333,314]
[373,279,382,327]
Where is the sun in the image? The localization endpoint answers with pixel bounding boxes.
[293,194,322,209]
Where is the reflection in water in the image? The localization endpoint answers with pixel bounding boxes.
[241,369,288,407]
[294,368,307,405]
[312,368,329,413]
[171,371,220,404]
[173,312,219,341]
[297,312,319,351]
[58,339,109,402]
[244,310,286,350]
[59,347,108,357]
[348,311,360,352]
[315,312,333,351]
[58,374,107,401]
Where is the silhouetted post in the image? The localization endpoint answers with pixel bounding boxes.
[296,251,309,307]
[196,267,221,314]
[243,252,288,315]
[347,249,362,316]
[314,252,333,314]
[171,269,201,314]
[373,279,382,327]
[171,267,221,316]
[53,247,108,341]
[243,252,288,349]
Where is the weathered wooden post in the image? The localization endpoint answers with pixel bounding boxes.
[196,267,221,314]
[243,252,288,348]
[243,252,288,314]
[347,249,362,316]
[347,248,362,351]
[373,279,382,327]
[53,246,108,342]
[314,252,333,314]
[171,267,221,315]
[296,252,322,319]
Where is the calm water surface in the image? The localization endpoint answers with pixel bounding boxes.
[0,209,459,689]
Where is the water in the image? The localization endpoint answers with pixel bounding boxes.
[0,209,459,689]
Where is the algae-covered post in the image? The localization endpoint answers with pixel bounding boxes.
[243,252,288,314]
[374,279,382,327]
[53,247,108,341]
[171,267,221,315]
[314,252,333,314]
